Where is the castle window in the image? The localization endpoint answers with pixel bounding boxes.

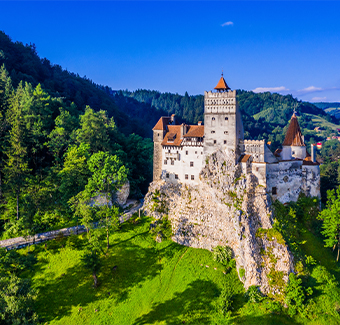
[201,152,203,155]
[224,140,227,144]
[224,131,228,134]
[168,150,170,153]
[211,131,215,134]
[190,162,194,167]
[158,133,160,137]
[214,140,217,144]
[175,174,178,179]
[186,151,188,155]
[195,151,197,154]
[225,117,228,120]
[191,175,195,180]
[166,173,169,178]
[255,167,259,171]
[164,160,167,165]
[272,187,277,195]
[185,174,188,180]
[171,160,174,165]
[212,117,215,120]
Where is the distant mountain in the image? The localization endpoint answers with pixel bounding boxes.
[313,102,340,119]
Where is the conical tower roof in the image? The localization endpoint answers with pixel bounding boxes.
[214,76,230,91]
[282,113,305,146]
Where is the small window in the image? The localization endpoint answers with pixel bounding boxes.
[158,133,160,137]
[190,161,194,167]
[166,173,169,178]
[171,160,174,165]
[164,160,167,165]
[255,167,259,172]
[212,117,215,120]
[168,150,170,153]
[185,174,188,180]
[224,131,228,134]
[224,140,227,144]
[191,175,195,180]
[214,140,217,144]
[186,151,188,155]
[195,151,197,154]
[211,131,215,134]
[175,174,178,179]
[272,187,277,195]
[201,152,203,155]
[225,117,228,120]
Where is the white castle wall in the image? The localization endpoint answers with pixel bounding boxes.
[161,145,203,185]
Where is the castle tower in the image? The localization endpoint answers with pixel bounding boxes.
[281,112,306,160]
[152,116,172,181]
[203,75,244,157]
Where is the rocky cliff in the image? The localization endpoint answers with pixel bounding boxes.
[143,150,294,294]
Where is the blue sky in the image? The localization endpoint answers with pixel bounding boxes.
[1,1,340,102]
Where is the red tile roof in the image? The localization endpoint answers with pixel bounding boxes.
[183,125,204,138]
[153,117,171,131]
[240,154,251,163]
[161,125,183,146]
[214,77,230,91]
[282,113,305,146]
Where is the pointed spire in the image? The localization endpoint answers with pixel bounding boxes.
[282,112,305,146]
[214,72,230,91]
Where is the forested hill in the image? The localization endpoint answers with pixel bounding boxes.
[0,31,167,138]
[123,89,335,150]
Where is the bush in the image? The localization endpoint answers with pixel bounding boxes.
[213,245,233,265]
[285,273,313,317]
[150,215,173,241]
[217,282,234,317]
[245,285,263,303]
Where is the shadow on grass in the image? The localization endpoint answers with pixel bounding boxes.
[33,238,164,322]
[133,279,219,325]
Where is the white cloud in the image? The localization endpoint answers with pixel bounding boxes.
[298,86,323,94]
[252,86,289,93]
[221,21,234,27]
[311,96,327,102]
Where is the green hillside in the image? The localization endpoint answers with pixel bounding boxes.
[13,213,340,325]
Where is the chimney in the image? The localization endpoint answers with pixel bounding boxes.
[198,121,202,126]
[180,123,187,138]
[311,144,316,163]
[170,114,176,124]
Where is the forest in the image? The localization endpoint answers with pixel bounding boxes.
[1,30,340,325]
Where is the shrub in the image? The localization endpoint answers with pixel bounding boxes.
[285,273,313,317]
[239,267,245,280]
[150,215,173,241]
[245,285,263,303]
[213,245,233,265]
[217,282,234,317]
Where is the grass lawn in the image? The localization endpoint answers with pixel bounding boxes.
[20,217,340,324]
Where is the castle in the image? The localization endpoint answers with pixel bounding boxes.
[152,76,320,204]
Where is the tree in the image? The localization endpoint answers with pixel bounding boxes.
[4,82,30,220]
[76,106,113,153]
[85,151,127,250]
[0,275,38,325]
[318,187,340,261]
[81,249,102,288]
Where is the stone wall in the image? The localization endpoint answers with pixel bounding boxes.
[143,149,294,294]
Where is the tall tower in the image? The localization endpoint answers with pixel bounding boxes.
[203,75,244,157]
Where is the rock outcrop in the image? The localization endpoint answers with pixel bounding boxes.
[143,150,294,294]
